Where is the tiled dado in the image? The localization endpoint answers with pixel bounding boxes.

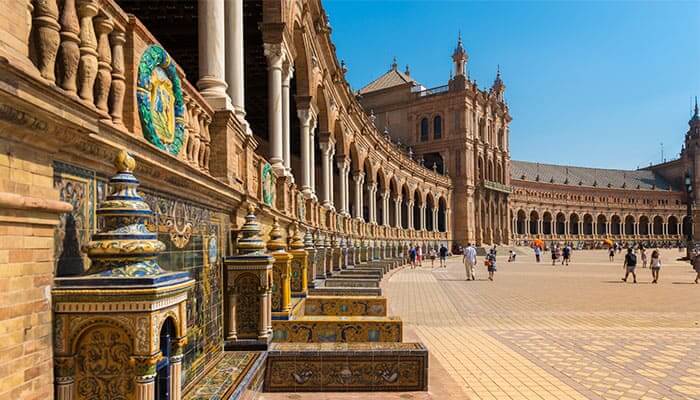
[183,352,265,400]
[324,278,380,288]
[309,287,382,296]
[264,342,428,392]
[304,296,388,317]
[272,316,402,343]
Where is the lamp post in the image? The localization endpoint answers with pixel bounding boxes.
[685,172,693,259]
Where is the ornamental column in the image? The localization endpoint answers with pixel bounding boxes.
[310,117,318,198]
[353,172,365,220]
[420,205,426,231]
[297,108,314,197]
[336,157,350,215]
[407,200,415,230]
[282,63,293,174]
[198,0,232,110]
[225,0,246,120]
[394,197,402,228]
[264,43,286,176]
[433,208,439,232]
[320,139,334,208]
[381,191,390,226]
[367,182,377,223]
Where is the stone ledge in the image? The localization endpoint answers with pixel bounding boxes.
[0,191,72,214]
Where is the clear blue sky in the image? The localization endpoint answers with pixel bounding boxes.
[324,0,700,170]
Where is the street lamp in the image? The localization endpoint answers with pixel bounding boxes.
[685,172,693,259]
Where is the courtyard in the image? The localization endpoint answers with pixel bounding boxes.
[263,248,700,400]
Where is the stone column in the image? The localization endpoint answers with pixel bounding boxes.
[281,63,293,173]
[320,140,334,208]
[367,182,377,224]
[381,191,390,226]
[169,353,184,400]
[329,148,336,207]
[353,172,365,220]
[264,43,285,175]
[407,201,415,230]
[336,157,350,215]
[420,205,426,231]
[297,108,314,197]
[197,0,232,110]
[134,374,156,400]
[394,197,402,228]
[225,0,246,119]
[310,117,318,198]
[433,208,439,232]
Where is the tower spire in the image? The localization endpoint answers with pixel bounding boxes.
[452,31,468,78]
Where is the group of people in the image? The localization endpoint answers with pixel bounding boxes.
[621,247,663,283]
[408,244,449,269]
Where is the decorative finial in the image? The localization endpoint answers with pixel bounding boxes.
[267,216,287,252]
[390,56,397,71]
[405,64,410,76]
[303,228,314,249]
[289,222,305,250]
[237,203,266,255]
[84,150,166,276]
[115,149,136,173]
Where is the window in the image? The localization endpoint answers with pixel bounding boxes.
[433,115,442,139]
[420,118,429,141]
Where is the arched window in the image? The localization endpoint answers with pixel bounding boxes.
[420,118,429,142]
[433,115,442,139]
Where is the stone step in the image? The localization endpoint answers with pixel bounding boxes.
[264,342,428,392]
[337,268,383,276]
[330,273,381,281]
[323,278,380,288]
[272,315,402,343]
[304,296,387,317]
[308,286,382,297]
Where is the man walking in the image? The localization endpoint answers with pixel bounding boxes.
[463,243,477,281]
[439,243,448,268]
[622,247,637,283]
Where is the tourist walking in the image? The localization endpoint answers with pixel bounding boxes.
[429,247,436,268]
[693,250,700,284]
[551,245,560,266]
[486,248,497,281]
[508,249,516,262]
[416,245,423,267]
[650,249,661,283]
[622,248,637,283]
[409,246,417,269]
[562,244,571,266]
[463,243,477,281]
[534,246,541,263]
[640,247,648,268]
[609,246,615,262]
[439,244,448,268]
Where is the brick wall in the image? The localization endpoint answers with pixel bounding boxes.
[0,140,69,400]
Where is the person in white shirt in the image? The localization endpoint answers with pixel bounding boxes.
[463,243,477,281]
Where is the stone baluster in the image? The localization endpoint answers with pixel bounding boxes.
[199,113,211,170]
[93,15,113,114]
[77,0,98,102]
[189,103,202,165]
[57,0,80,93]
[31,0,60,82]
[108,28,126,125]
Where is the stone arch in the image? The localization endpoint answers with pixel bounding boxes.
[570,213,580,235]
[400,182,410,229]
[596,214,607,235]
[389,176,399,227]
[624,215,635,235]
[412,187,423,230]
[611,215,621,235]
[438,196,447,232]
[583,213,593,236]
[555,212,566,235]
[542,211,553,235]
[516,209,527,235]
[639,215,650,236]
[419,116,429,142]
[426,192,436,231]
[291,23,314,98]
[529,210,540,235]
[653,215,664,236]
[668,215,679,235]
[433,114,442,139]
[362,157,373,221]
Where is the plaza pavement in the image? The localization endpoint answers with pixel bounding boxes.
[260,248,700,400]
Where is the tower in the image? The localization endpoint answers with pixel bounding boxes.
[491,65,506,102]
[683,97,700,248]
[452,32,468,77]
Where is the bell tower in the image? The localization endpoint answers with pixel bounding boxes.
[683,97,700,248]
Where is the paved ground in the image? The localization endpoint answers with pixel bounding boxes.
[260,249,700,400]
